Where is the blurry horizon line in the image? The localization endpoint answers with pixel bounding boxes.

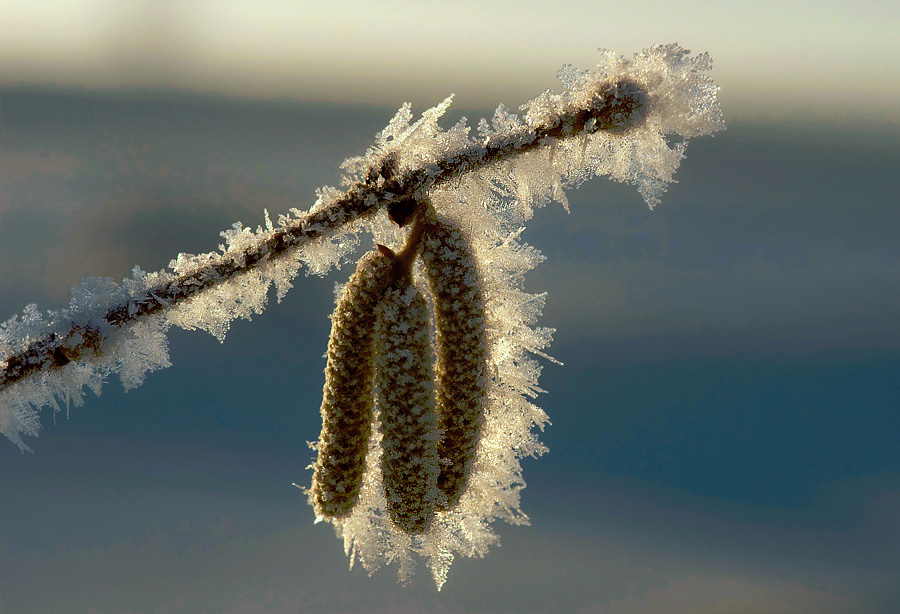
[2,82,898,131]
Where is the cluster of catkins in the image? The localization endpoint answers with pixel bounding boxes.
[310,196,487,535]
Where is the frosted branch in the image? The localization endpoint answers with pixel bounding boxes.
[1,45,724,585]
[1,43,724,443]
[1,80,646,398]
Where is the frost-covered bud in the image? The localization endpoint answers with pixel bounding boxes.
[376,281,439,534]
[585,78,647,133]
[387,196,418,228]
[312,250,398,518]
[420,207,488,509]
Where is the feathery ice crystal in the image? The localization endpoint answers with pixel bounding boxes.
[0,44,724,588]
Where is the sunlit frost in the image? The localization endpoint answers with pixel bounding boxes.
[0,42,723,589]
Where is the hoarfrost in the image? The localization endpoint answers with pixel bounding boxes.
[311,43,722,588]
[0,43,723,588]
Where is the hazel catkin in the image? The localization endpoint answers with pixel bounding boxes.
[420,207,489,510]
[311,249,398,518]
[376,280,439,533]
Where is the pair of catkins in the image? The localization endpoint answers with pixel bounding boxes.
[310,197,487,534]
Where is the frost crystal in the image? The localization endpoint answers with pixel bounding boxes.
[0,44,723,589]
[313,43,723,588]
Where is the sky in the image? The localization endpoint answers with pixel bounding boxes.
[1,2,899,613]
[2,0,899,121]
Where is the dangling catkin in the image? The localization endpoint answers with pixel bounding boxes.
[375,213,440,533]
[376,280,439,533]
[312,249,398,518]
[420,205,488,509]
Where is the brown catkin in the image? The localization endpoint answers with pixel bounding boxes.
[312,250,398,518]
[420,207,488,509]
[376,281,439,533]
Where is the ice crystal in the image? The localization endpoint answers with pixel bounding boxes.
[0,44,724,588]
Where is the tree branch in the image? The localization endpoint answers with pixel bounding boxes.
[0,79,646,396]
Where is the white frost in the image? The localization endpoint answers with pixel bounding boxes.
[305,43,724,587]
[0,43,723,588]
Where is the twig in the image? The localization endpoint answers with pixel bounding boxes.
[0,79,646,395]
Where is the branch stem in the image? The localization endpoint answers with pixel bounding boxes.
[0,78,645,395]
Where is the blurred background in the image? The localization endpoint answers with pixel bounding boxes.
[1,1,898,613]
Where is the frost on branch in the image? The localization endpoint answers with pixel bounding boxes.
[0,44,723,587]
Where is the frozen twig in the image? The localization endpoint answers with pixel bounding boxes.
[1,43,724,588]
[0,80,646,399]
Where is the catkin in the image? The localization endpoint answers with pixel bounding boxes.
[420,207,488,509]
[312,250,398,518]
[376,281,439,533]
